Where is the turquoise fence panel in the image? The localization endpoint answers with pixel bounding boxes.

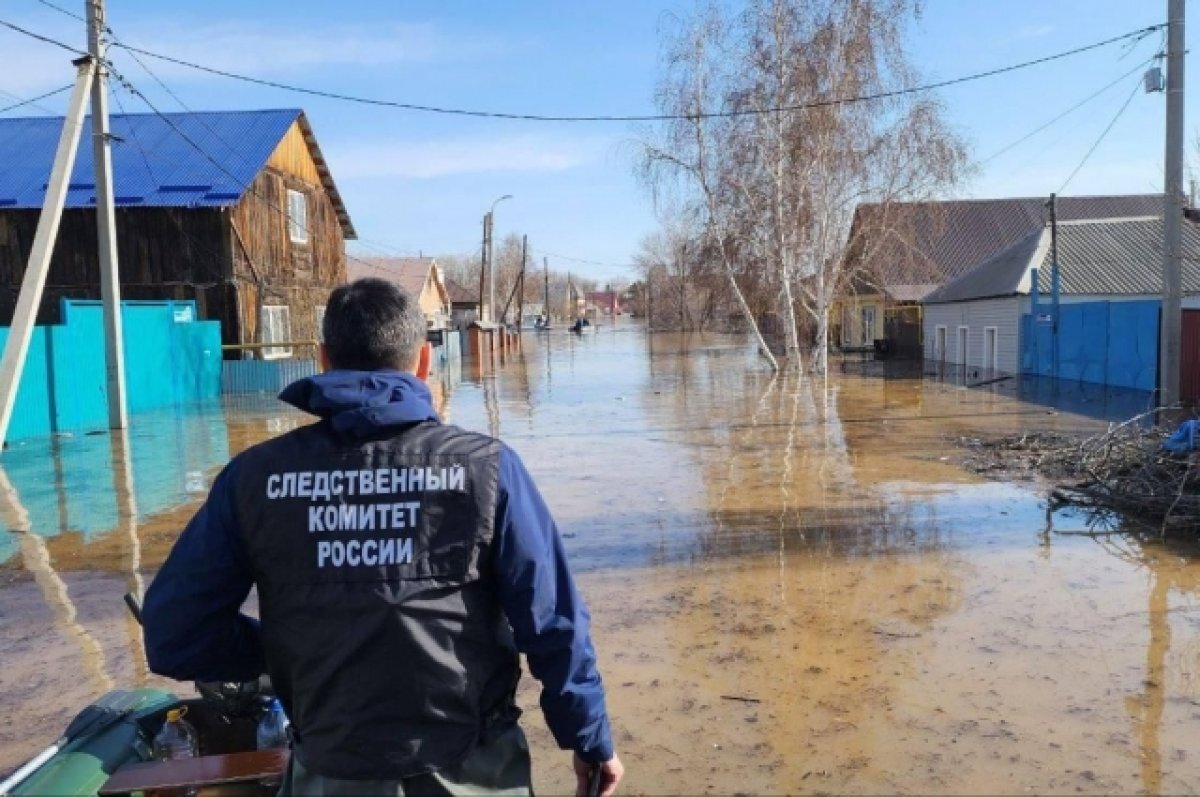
[49,307,109,432]
[0,300,223,442]
[0,326,53,441]
[173,322,223,401]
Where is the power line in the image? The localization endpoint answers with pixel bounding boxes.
[980,55,1157,166]
[107,68,394,279]
[1057,74,1144,194]
[33,0,84,23]
[0,17,85,56]
[535,250,636,271]
[98,24,1165,123]
[0,84,71,114]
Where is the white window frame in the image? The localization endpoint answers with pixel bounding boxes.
[315,306,326,344]
[861,306,876,346]
[957,326,969,366]
[287,189,308,245]
[983,326,998,372]
[935,325,947,363]
[261,305,293,360]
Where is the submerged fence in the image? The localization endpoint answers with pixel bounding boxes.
[0,299,222,442]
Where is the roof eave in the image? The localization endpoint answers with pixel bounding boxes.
[295,111,357,240]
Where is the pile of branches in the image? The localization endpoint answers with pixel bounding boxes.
[1046,410,1200,534]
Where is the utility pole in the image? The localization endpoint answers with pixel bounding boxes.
[88,0,127,429]
[516,234,527,329]
[1049,193,1060,383]
[1161,0,1185,406]
[0,60,95,447]
[478,214,489,324]
[543,257,550,324]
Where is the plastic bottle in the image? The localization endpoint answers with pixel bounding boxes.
[256,699,290,750]
[152,706,199,761]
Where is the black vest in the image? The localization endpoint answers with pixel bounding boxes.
[232,420,521,780]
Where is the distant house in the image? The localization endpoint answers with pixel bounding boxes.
[444,276,480,329]
[922,217,1200,392]
[584,290,621,317]
[347,257,450,329]
[0,109,356,358]
[836,195,1163,357]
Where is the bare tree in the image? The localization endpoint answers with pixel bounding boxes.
[639,5,781,370]
[640,0,965,374]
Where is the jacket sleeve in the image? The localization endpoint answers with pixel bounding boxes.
[491,445,614,764]
[142,459,265,682]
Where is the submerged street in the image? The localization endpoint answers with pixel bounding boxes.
[2,324,1199,794]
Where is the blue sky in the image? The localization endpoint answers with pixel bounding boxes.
[0,1,1192,284]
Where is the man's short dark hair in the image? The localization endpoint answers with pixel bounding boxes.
[323,278,427,371]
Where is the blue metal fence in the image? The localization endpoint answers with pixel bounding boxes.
[0,299,222,442]
[221,359,319,394]
[1021,300,1159,391]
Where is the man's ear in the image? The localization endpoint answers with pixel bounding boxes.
[415,342,432,381]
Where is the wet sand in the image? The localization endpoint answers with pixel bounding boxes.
[2,326,1199,794]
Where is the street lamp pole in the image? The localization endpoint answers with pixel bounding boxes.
[487,194,512,323]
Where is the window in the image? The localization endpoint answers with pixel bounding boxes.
[984,327,998,373]
[861,306,876,346]
[287,189,308,244]
[315,306,326,343]
[261,305,293,359]
[957,326,969,366]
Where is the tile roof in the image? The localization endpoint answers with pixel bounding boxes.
[851,195,1163,290]
[0,109,355,238]
[925,217,1200,303]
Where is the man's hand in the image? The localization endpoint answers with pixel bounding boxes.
[574,752,624,797]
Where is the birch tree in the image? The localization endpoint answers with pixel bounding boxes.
[641,0,965,374]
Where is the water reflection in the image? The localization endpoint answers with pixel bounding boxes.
[3,328,1200,794]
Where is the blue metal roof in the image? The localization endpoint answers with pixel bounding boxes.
[0,109,302,210]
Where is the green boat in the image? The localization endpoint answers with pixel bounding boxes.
[1,686,287,796]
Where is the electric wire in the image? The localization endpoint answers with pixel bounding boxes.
[1,13,1160,123]
[979,55,1157,166]
[33,0,84,23]
[0,84,72,115]
[1057,73,1144,194]
[107,67,394,278]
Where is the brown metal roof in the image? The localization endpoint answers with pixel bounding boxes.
[851,194,1163,290]
[444,276,479,304]
[345,257,435,296]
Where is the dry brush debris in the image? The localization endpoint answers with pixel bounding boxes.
[956,408,1200,535]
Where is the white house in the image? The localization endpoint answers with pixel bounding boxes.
[922,216,1200,386]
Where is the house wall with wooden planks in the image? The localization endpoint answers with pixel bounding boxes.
[228,120,346,354]
[0,206,236,331]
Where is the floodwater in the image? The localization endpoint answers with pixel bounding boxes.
[2,324,1200,795]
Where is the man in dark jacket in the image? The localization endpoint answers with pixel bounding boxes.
[143,278,623,796]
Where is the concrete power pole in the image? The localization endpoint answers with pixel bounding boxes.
[0,61,95,447]
[1161,0,1185,406]
[88,0,127,428]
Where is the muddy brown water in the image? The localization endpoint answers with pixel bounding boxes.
[2,325,1199,795]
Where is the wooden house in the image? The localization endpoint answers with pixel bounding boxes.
[0,109,355,358]
[347,257,451,329]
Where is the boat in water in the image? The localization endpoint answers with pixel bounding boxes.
[0,684,286,796]
[0,597,287,797]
